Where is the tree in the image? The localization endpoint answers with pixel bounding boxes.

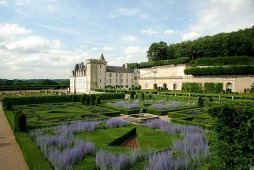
[147,41,169,61]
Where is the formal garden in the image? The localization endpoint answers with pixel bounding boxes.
[1,91,254,169]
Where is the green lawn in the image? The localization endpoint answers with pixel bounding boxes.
[77,125,179,152]
[74,125,179,169]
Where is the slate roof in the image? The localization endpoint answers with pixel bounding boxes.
[106,66,133,73]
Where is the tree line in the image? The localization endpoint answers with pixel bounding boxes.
[0,79,70,90]
[147,26,254,61]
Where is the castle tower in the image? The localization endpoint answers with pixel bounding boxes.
[86,54,107,91]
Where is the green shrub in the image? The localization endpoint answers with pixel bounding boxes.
[85,96,90,105]
[6,101,12,110]
[182,83,203,93]
[95,96,101,105]
[90,94,96,105]
[184,65,254,76]
[100,111,120,117]
[14,111,27,132]
[208,102,254,169]
[80,94,87,104]
[197,96,204,107]
[130,92,135,99]
[204,83,223,93]
[141,93,145,100]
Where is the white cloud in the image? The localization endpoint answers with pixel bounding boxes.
[103,46,114,52]
[182,32,200,40]
[6,36,61,52]
[0,23,89,79]
[164,29,176,35]
[110,7,139,18]
[140,29,158,35]
[121,35,137,42]
[0,0,7,6]
[0,23,30,44]
[187,0,254,36]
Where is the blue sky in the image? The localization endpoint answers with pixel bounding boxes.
[0,0,253,79]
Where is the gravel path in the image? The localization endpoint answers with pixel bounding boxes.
[0,104,28,170]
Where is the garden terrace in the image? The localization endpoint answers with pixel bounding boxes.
[27,118,209,169]
[169,107,214,129]
[9,102,119,128]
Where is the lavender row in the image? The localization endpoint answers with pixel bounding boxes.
[144,119,209,169]
[108,100,140,110]
[96,149,146,170]
[105,117,128,128]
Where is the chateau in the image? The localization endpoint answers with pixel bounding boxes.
[70,55,254,93]
[70,54,138,93]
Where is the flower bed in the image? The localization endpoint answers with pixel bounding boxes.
[28,118,209,169]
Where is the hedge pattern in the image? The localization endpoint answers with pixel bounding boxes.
[127,57,190,69]
[193,56,254,66]
[184,65,254,76]
[1,93,125,107]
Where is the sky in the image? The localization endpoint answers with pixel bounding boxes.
[0,0,253,79]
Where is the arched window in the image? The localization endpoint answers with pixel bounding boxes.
[226,82,232,92]
[173,83,177,90]
[153,83,157,89]
[163,83,167,90]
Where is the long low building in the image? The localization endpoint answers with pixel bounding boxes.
[70,55,254,93]
[137,64,254,92]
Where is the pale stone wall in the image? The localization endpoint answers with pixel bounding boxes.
[70,76,88,93]
[106,72,134,89]
[138,64,254,92]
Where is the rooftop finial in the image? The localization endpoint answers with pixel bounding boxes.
[100,53,105,61]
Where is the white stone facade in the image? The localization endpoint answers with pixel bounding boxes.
[70,55,138,93]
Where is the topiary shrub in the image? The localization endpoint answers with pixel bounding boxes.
[130,92,135,99]
[197,96,204,107]
[90,94,96,105]
[85,96,90,105]
[141,93,145,100]
[6,101,12,111]
[95,96,101,105]
[14,111,26,132]
[80,94,87,104]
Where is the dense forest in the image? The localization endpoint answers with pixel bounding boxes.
[147,26,254,61]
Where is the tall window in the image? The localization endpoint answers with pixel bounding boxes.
[173,83,177,90]
[109,73,112,77]
[109,79,111,83]
[100,65,101,68]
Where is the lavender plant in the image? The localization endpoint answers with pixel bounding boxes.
[143,119,209,169]
[109,100,140,110]
[149,100,181,110]
[96,149,130,170]
[29,120,98,169]
[105,117,128,128]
